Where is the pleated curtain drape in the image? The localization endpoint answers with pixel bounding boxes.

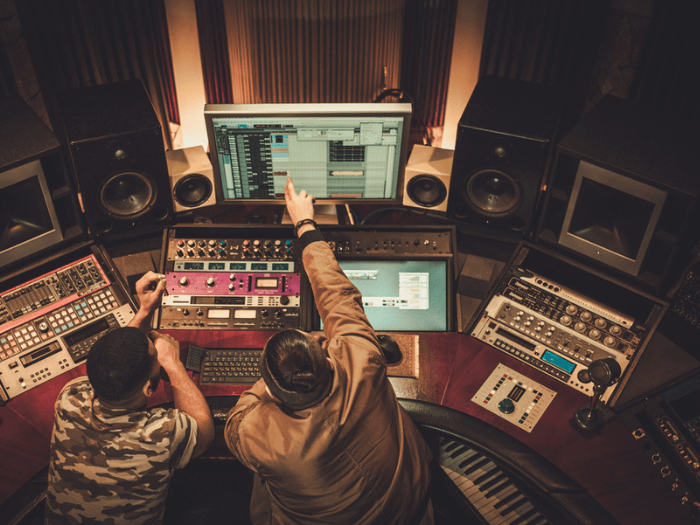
[219,0,404,104]
[197,0,457,143]
[16,0,178,148]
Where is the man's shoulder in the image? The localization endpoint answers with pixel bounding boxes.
[143,405,197,436]
[61,375,91,392]
[56,376,92,405]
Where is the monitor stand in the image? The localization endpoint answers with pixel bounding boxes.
[281,205,339,225]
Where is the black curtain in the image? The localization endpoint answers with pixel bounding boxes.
[16,0,178,148]
[0,34,16,99]
[630,1,700,122]
[401,0,458,129]
[479,0,611,137]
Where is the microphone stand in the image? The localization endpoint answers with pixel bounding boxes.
[574,383,607,432]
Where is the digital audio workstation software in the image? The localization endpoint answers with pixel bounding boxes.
[205,104,412,203]
[321,259,449,332]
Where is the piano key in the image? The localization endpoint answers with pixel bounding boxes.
[480,472,507,492]
[441,448,479,472]
[510,507,540,525]
[493,489,523,509]
[499,499,536,525]
[472,485,519,514]
[441,451,517,512]
[438,438,550,525]
[464,465,502,502]
[459,452,481,469]
[462,456,491,476]
[524,517,548,525]
[473,464,501,485]
[498,496,530,519]
[455,449,480,469]
[484,478,513,498]
[442,439,462,454]
[482,490,523,523]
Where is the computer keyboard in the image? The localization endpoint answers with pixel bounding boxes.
[198,348,262,385]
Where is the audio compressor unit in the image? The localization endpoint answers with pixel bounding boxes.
[158,225,307,330]
[0,244,135,402]
[470,243,664,405]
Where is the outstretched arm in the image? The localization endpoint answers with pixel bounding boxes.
[284,178,378,349]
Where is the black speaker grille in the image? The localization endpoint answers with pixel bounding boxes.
[464,169,520,216]
[100,172,155,218]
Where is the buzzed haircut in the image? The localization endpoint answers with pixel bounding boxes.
[86,327,154,402]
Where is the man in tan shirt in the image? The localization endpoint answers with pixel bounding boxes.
[225,178,434,524]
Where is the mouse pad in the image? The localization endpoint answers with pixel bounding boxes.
[377,333,419,379]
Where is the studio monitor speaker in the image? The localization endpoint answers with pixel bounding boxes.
[166,146,216,213]
[403,145,453,212]
[58,79,173,238]
[447,76,563,237]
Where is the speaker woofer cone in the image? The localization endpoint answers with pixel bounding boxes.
[407,174,447,208]
[100,171,155,218]
[465,169,520,217]
[174,174,213,208]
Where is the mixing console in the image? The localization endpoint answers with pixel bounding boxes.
[0,246,134,402]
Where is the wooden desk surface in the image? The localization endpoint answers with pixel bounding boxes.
[0,330,690,524]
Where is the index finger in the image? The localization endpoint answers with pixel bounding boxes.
[285,177,295,196]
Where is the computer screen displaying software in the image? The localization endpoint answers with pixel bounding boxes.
[320,259,449,331]
[205,104,412,204]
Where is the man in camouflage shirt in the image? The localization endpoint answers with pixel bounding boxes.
[45,271,215,524]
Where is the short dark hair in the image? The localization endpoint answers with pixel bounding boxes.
[86,327,155,402]
[260,329,332,410]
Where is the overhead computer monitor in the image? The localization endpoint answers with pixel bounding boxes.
[204,103,412,205]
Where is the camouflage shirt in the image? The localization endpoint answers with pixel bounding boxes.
[44,377,197,525]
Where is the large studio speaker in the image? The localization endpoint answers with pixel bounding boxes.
[447,76,563,237]
[58,79,173,238]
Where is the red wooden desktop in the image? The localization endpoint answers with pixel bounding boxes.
[0,327,690,524]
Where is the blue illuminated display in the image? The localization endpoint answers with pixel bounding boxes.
[541,350,576,374]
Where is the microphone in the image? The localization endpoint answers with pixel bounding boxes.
[573,358,622,432]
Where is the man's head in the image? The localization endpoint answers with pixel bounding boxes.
[86,327,160,406]
[260,329,333,410]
